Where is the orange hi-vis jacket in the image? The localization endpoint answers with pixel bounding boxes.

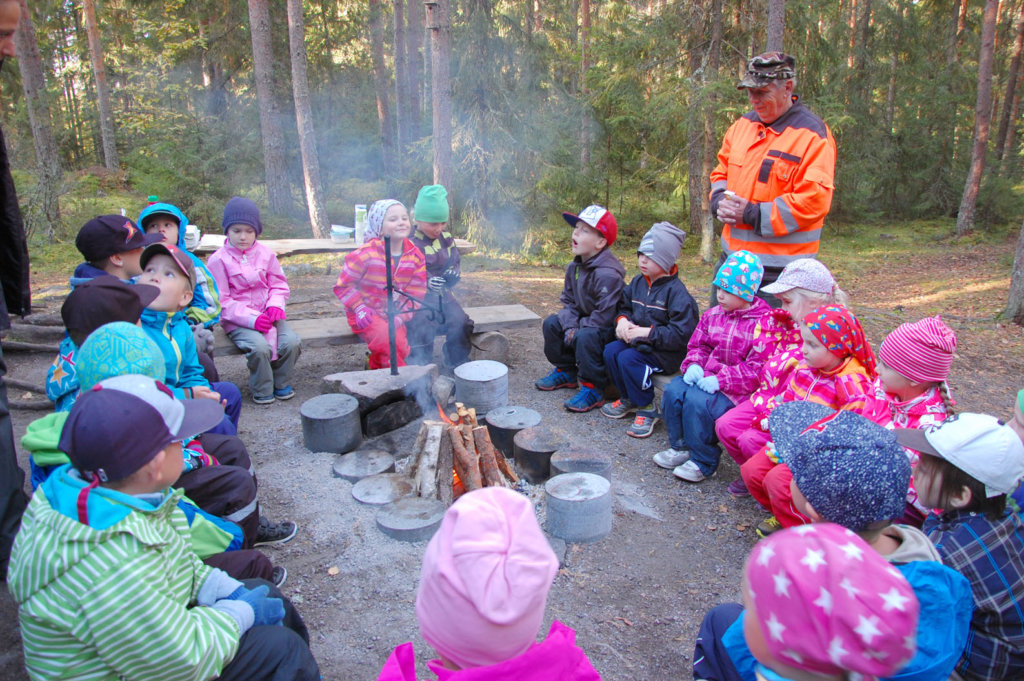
[710,96,836,269]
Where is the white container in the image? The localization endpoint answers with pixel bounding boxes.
[354,204,368,246]
[183,224,202,251]
[330,224,354,243]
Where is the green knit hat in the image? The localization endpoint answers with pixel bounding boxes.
[414,185,450,223]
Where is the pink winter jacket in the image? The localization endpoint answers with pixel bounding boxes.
[376,621,602,681]
[206,240,290,333]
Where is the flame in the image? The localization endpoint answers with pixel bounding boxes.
[437,402,456,425]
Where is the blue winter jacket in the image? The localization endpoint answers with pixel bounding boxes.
[138,202,221,328]
[139,307,209,399]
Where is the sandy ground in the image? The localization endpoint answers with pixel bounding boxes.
[1,237,1022,680]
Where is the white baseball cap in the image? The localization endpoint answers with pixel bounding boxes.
[896,413,1024,497]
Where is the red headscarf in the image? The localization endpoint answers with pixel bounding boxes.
[802,304,877,377]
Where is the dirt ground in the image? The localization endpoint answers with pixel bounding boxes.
[2,235,1023,681]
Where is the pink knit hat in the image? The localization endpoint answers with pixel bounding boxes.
[878,316,956,384]
[745,524,919,679]
[415,487,559,669]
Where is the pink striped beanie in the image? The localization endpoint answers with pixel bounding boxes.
[878,316,956,384]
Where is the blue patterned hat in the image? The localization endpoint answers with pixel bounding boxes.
[713,250,764,302]
[769,401,911,531]
[77,322,166,391]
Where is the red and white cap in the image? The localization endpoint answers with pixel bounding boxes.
[562,204,618,246]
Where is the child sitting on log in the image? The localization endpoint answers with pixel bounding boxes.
[207,197,302,404]
[600,221,698,438]
[334,199,426,369]
[535,204,625,413]
[407,184,475,369]
[377,486,600,680]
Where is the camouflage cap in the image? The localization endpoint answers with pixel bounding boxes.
[737,52,796,89]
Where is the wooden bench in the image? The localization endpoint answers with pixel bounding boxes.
[195,234,476,257]
[212,303,540,357]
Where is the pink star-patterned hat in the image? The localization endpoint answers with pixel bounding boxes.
[745,523,919,680]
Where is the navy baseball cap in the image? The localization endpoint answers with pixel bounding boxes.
[60,279,160,347]
[59,374,224,482]
[769,402,911,531]
[76,215,163,262]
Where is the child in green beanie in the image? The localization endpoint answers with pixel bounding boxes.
[407,184,475,368]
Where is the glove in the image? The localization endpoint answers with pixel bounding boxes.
[232,584,285,627]
[192,325,215,355]
[352,304,375,331]
[254,314,273,333]
[265,306,286,322]
[563,327,577,346]
[427,276,446,294]
[696,375,720,394]
[442,267,460,287]
[683,364,705,384]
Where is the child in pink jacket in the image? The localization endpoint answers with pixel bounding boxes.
[207,197,302,404]
[376,487,601,680]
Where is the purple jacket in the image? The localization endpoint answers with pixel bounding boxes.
[680,297,771,405]
[376,621,601,681]
[206,240,290,333]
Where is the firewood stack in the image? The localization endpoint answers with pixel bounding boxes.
[407,403,519,506]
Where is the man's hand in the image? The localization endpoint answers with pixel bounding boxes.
[717,192,749,225]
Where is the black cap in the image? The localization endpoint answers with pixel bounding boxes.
[61,278,160,347]
[75,215,164,262]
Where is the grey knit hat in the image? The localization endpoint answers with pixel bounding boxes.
[637,221,686,273]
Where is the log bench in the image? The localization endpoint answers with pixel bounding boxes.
[212,303,540,357]
[195,234,476,258]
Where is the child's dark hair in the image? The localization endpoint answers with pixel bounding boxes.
[916,452,1006,519]
[89,257,111,271]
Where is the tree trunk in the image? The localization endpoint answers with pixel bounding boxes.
[579,0,591,168]
[426,0,453,200]
[765,0,784,51]
[956,0,997,236]
[369,0,396,183]
[198,10,228,117]
[247,0,293,214]
[407,0,424,134]
[14,0,61,231]
[394,0,410,159]
[996,1,1024,162]
[286,0,329,238]
[81,0,118,169]
[700,0,722,263]
[1005,217,1024,323]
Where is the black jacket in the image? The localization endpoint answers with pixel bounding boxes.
[556,248,626,332]
[0,124,29,330]
[614,272,699,371]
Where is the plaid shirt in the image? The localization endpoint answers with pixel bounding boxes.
[681,296,771,405]
[924,509,1024,681]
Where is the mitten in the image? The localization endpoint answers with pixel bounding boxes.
[193,326,215,355]
[254,314,273,333]
[196,568,245,607]
[563,327,577,346]
[265,306,286,322]
[352,304,374,331]
[427,276,446,294]
[234,585,284,627]
[696,375,720,394]
[683,364,705,384]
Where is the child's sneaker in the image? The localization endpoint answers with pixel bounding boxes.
[600,398,636,419]
[727,479,750,497]
[626,409,660,438]
[653,448,689,469]
[271,565,288,587]
[673,460,709,482]
[563,384,604,412]
[535,367,578,391]
[254,516,298,546]
[252,394,275,405]
[274,386,295,401]
[756,516,782,538]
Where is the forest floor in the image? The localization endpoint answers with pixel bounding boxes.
[1,222,1022,680]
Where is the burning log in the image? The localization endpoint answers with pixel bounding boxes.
[473,426,505,488]
[449,424,483,491]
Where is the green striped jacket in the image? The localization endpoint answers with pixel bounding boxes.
[8,481,240,680]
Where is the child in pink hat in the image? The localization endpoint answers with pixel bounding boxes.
[867,316,957,526]
[742,523,919,681]
[377,487,601,680]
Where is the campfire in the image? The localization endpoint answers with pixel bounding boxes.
[406,402,518,506]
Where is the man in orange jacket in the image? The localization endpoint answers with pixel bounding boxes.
[710,52,837,305]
